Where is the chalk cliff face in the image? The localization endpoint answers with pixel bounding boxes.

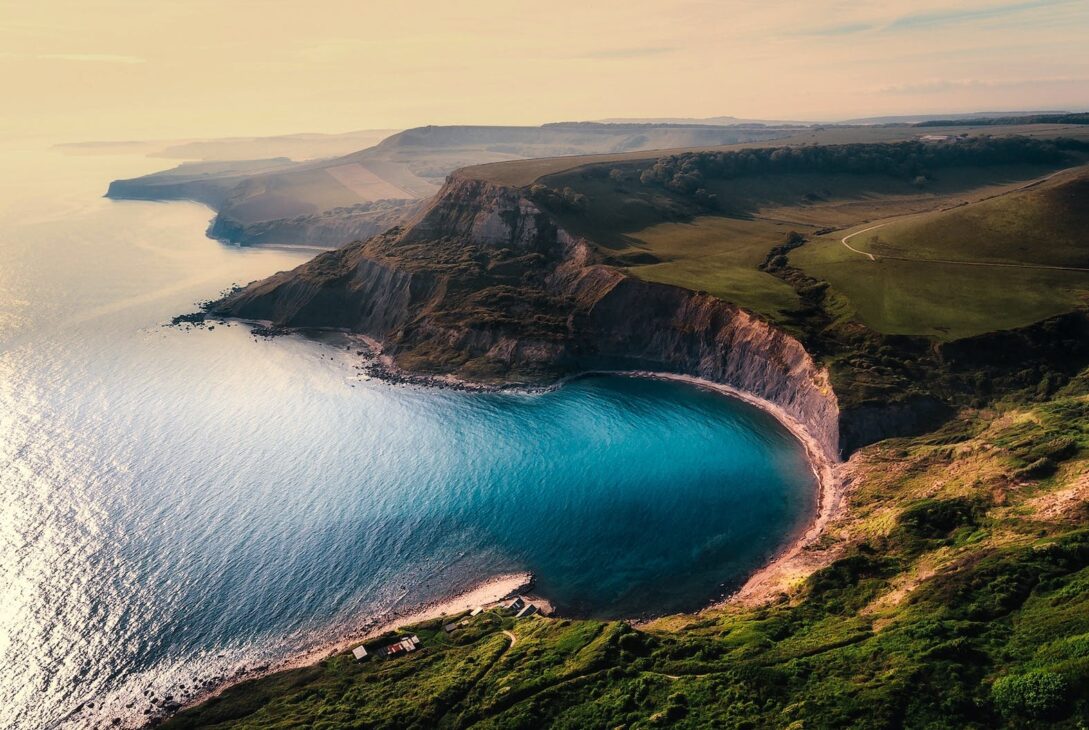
[214,172,842,460]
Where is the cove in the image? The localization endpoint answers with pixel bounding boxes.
[0,147,815,728]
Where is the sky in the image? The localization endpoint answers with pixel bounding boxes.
[1,0,1087,141]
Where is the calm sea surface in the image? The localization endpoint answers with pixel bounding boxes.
[0,146,816,728]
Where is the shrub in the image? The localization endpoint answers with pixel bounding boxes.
[1015,457,1058,480]
[991,670,1069,719]
[897,498,983,539]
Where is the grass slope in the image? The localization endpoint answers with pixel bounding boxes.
[615,217,804,320]
[529,137,1089,339]
[165,377,1089,728]
[793,169,1089,339]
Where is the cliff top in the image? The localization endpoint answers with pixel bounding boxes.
[460,122,1089,187]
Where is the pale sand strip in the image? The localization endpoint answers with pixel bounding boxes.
[177,572,532,714]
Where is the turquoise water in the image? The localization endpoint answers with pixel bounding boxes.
[0,148,816,728]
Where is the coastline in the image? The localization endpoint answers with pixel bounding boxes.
[171,572,534,718]
[577,370,842,609]
[160,320,842,725]
[325,331,845,609]
[289,327,844,609]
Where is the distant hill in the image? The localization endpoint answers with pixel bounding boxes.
[599,111,1075,126]
[596,115,814,127]
[60,129,402,162]
[843,110,1070,125]
[107,123,796,246]
[917,112,1089,127]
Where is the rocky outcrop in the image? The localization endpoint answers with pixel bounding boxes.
[219,246,440,335]
[399,175,569,249]
[207,200,424,247]
[215,172,844,461]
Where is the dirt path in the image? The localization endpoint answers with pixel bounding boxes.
[840,222,1089,273]
[502,630,517,648]
[835,165,1089,272]
[840,224,882,260]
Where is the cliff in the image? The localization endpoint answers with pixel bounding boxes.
[214,173,842,461]
[206,200,425,247]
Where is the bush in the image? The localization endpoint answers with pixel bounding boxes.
[1015,457,1059,480]
[991,670,1069,719]
[896,498,982,541]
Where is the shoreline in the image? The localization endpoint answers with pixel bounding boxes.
[309,329,845,609]
[629,372,842,608]
[160,320,842,724]
[170,572,535,719]
[264,325,844,608]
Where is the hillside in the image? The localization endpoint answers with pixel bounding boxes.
[107,123,794,247]
[792,169,1089,338]
[463,121,1089,186]
[526,133,1089,339]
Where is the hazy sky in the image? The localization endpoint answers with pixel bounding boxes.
[2,0,1087,141]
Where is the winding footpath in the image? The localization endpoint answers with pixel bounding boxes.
[839,222,1089,272]
[840,225,882,261]
[836,165,1089,273]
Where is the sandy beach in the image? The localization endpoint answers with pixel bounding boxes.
[175,572,533,715]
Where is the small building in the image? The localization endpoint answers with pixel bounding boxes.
[443,622,459,634]
[380,634,421,658]
[508,597,525,612]
[516,604,537,618]
[470,607,483,616]
[352,645,369,661]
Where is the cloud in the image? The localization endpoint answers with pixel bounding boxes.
[36,53,145,64]
[795,22,874,37]
[578,46,677,59]
[885,0,1078,31]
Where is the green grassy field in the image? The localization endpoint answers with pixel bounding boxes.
[615,217,803,320]
[792,169,1089,339]
[528,138,1089,340]
[793,248,1089,339]
[838,171,1089,268]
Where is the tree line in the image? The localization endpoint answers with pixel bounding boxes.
[635,136,1088,198]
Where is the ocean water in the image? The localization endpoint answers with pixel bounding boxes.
[0,146,816,728]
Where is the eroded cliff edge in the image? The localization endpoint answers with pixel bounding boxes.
[211,174,843,461]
